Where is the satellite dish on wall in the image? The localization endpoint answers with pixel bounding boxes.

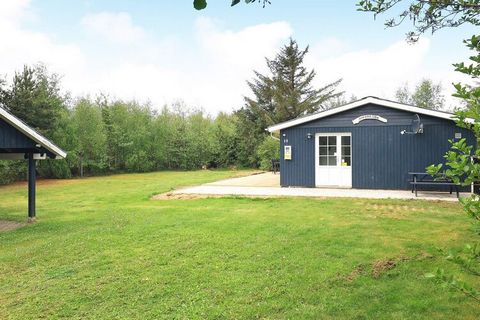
[401,114,424,135]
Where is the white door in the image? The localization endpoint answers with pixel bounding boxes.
[315,133,352,187]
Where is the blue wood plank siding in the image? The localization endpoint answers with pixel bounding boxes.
[0,118,37,150]
[280,103,476,189]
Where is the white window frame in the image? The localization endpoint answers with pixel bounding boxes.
[316,132,352,168]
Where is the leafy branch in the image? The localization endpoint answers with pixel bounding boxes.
[357,0,480,41]
[424,34,480,303]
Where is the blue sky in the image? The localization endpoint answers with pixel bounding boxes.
[0,0,476,113]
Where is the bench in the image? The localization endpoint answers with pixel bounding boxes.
[408,172,460,198]
[271,159,280,174]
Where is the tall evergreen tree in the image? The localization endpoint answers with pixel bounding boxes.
[236,38,342,167]
[243,38,342,135]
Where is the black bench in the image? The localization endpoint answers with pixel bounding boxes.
[408,172,460,198]
[271,159,280,174]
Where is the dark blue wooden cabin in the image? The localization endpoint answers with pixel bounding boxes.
[267,97,475,190]
[0,107,66,220]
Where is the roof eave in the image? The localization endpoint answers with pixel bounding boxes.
[266,97,472,132]
[0,107,67,159]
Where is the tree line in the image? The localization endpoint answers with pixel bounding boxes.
[0,75,265,183]
[0,39,445,184]
[0,39,340,183]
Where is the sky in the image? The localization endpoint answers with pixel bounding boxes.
[0,0,476,114]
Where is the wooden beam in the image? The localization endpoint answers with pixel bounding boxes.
[28,153,36,222]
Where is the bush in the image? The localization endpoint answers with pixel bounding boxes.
[256,136,280,171]
[0,160,26,185]
[38,159,72,179]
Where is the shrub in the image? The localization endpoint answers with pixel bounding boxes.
[256,136,280,171]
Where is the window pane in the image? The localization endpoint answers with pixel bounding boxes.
[319,146,327,156]
[342,146,351,156]
[328,136,336,145]
[341,136,351,146]
[328,146,336,155]
[319,136,327,146]
[328,156,337,166]
[342,156,351,166]
[319,156,327,166]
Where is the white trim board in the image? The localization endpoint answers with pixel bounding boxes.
[267,96,472,133]
[0,153,47,160]
[0,107,67,159]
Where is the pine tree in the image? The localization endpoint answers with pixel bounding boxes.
[0,64,65,138]
[236,38,342,167]
[242,38,342,135]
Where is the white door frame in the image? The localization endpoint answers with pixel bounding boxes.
[315,132,352,188]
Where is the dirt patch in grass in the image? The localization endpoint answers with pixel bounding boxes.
[372,258,403,278]
[342,252,434,281]
[153,192,225,200]
[365,204,428,219]
[372,252,433,278]
[0,220,26,232]
[345,265,366,282]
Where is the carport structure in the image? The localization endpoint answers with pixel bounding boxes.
[0,107,66,221]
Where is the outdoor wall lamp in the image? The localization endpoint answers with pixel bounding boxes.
[306,133,313,139]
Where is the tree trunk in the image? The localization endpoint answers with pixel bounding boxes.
[79,155,84,177]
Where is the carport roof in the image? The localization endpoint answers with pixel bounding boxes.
[0,106,67,159]
[267,96,468,133]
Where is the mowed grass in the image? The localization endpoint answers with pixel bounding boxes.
[0,170,478,319]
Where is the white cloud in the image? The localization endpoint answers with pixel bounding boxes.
[0,2,467,113]
[189,17,293,110]
[81,12,146,44]
[0,2,293,113]
[309,37,349,58]
[75,16,293,112]
[0,0,31,25]
[196,17,292,67]
[308,38,431,98]
[306,38,465,109]
[0,0,86,86]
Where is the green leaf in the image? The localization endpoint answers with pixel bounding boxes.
[193,0,207,10]
[424,273,436,278]
[231,0,241,6]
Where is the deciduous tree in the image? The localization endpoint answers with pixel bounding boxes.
[72,99,107,176]
[394,79,445,110]
[357,0,480,42]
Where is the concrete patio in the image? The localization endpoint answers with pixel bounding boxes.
[205,172,280,187]
[168,172,468,202]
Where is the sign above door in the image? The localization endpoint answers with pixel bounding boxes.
[352,115,388,125]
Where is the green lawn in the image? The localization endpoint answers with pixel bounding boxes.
[0,170,478,319]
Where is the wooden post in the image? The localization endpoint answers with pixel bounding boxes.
[28,153,36,222]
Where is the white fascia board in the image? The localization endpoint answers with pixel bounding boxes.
[0,153,47,160]
[266,97,473,132]
[0,107,67,159]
